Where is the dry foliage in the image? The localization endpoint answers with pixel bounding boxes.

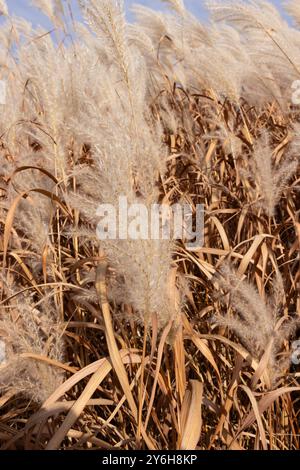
[0,0,299,450]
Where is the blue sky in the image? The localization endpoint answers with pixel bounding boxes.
[2,1,290,29]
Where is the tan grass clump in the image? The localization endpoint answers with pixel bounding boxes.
[0,0,299,451]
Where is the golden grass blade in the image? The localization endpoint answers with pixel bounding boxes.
[9,166,58,184]
[179,380,203,450]
[8,251,43,295]
[144,320,173,430]
[45,365,114,449]
[42,351,141,407]
[199,334,259,371]
[173,326,186,404]
[250,338,274,389]
[237,385,268,450]
[238,386,300,433]
[210,216,230,251]
[237,234,269,276]
[103,357,150,427]
[95,257,156,449]
[95,259,138,419]
[25,399,114,432]
[209,353,244,449]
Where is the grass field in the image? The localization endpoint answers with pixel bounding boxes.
[0,0,299,450]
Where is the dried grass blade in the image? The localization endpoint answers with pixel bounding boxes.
[179,380,203,450]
